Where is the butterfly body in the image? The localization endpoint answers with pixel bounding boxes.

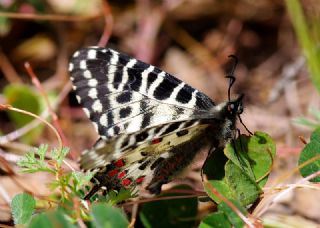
[69,47,243,199]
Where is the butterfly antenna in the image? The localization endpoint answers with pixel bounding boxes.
[226,55,238,101]
[238,114,253,135]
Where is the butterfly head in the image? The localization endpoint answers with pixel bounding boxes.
[226,94,244,118]
[226,94,253,135]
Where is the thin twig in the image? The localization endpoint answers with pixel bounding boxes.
[73,198,87,228]
[0,104,62,150]
[268,56,305,103]
[98,0,113,47]
[129,203,138,228]
[0,49,22,83]
[0,142,33,154]
[24,62,70,148]
[122,192,205,206]
[0,155,15,175]
[253,151,320,216]
[0,186,11,205]
[0,82,71,144]
[0,11,102,21]
[135,0,164,62]
[254,170,320,217]
[0,223,14,228]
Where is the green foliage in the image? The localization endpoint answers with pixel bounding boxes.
[139,185,198,228]
[27,208,76,228]
[203,132,276,206]
[18,144,70,174]
[199,200,247,228]
[17,144,94,202]
[3,84,58,143]
[299,128,320,182]
[14,144,132,227]
[199,211,231,228]
[11,193,36,225]
[285,0,320,93]
[13,132,276,227]
[90,203,129,228]
[4,84,43,143]
[103,188,133,205]
[217,201,246,228]
[25,203,129,228]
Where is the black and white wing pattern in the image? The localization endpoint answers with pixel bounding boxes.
[69,46,240,199]
[69,47,215,139]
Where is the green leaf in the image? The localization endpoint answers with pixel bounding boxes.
[11,193,35,225]
[139,185,198,228]
[106,188,133,205]
[203,132,276,206]
[224,132,276,187]
[224,161,260,206]
[293,117,320,129]
[218,200,247,228]
[71,171,95,192]
[241,132,276,187]
[199,212,231,228]
[4,84,43,143]
[299,128,320,182]
[199,200,247,228]
[51,147,69,166]
[27,213,53,228]
[27,208,76,228]
[90,203,129,228]
[203,148,234,203]
[17,144,54,174]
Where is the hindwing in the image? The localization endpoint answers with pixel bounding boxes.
[80,120,211,198]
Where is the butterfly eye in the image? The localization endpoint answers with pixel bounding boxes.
[228,103,235,112]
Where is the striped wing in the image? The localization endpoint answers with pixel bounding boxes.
[69,46,215,139]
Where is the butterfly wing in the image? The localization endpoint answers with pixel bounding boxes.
[81,120,211,199]
[68,47,226,198]
[69,47,215,139]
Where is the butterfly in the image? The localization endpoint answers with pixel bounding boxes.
[68,46,246,200]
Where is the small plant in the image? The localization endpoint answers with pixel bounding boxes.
[12,144,130,227]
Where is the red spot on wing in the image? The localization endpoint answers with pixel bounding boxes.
[122,178,132,186]
[114,159,125,167]
[108,169,118,177]
[118,171,127,179]
[135,176,145,184]
[152,138,162,144]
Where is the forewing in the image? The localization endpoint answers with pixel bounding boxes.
[69,47,215,139]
